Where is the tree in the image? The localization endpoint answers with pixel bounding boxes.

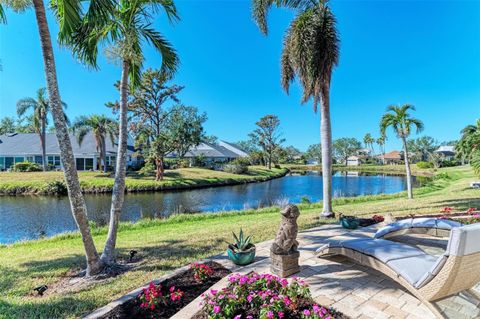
[249,115,285,169]
[129,68,187,180]
[17,88,68,171]
[376,135,386,165]
[278,145,302,164]
[332,138,361,164]
[71,115,118,172]
[2,0,112,276]
[70,1,179,265]
[363,133,375,155]
[456,119,480,164]
[407,136,438,162]
[380,104,424,199]
[0,117,16,134]
[203,135,218,145]
[305,143,322,164]
[252,0,339,217]
[170,105,206,159]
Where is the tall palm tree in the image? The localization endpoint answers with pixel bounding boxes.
[252,0,339,217]
[457,119,480,162]
[380,104,424,199]
[376,135,386,165]
[70,0,179,265]
[72,115,118,173]
[363,133,375,155]
[17,88,69,171]
[3,0,114,276]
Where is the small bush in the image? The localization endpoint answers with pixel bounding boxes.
[440,160,459,168]
[223,164,248,174]
[12,161,42,172]
[139,162,156,176]
[300,196,311,204]
[43,180,67,195]
[230,157,251,166]
[416,161,433,169]
[274,164,281,169]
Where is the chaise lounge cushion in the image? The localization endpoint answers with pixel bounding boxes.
[447,223,480,256]
[373,218,461,239]
[386,254,439,286]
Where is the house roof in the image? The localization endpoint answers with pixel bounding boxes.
[436,146,455,154]
[166,142,241,159]
[383,151,403,160]
[218,140,249,157]
[0,132,134,156]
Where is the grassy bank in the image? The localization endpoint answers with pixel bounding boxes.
[286,164,435,176]
[0,166,288,195]
[0,166,478,318]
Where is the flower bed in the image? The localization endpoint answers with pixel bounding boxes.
[193,272,349,319]
[103,261,230,319]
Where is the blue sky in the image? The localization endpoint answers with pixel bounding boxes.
[1,0,479,152]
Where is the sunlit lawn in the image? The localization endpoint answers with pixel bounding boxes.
[0,166,478,318]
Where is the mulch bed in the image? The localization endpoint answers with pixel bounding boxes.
[103,261,230,319]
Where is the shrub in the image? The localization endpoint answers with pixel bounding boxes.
[223,164,248,174]
[416,161,433,169]
[440,160,459,168]
[138,282,184,311]
[139,162,156,176]
[231,157,251,167]
[200,272,340,319]
[43,180,67,195]
[12,161,42,172]
[274,164,281,169]
[191,263,214,283]
[300,196,311,204]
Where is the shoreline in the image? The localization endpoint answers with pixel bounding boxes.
[0,167,289,196]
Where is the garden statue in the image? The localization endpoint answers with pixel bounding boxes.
[270,204,300,277]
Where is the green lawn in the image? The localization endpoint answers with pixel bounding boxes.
[0,166,288,195]
[0,166,478,318]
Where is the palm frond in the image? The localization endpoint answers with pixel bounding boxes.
[50,0,82,42]
[252,0,275,35]
[139,26,179,76]
[150,0,179,23]
[16,98,37,116]
[0,4,6,24]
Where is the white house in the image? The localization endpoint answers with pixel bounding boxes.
[0,132,138,171]
[166,140,249,165]
[435,146,456,161]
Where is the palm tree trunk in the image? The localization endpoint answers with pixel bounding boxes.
[41,118,47,171]
[101,60,129,264]
[32,0,103,276]
[101,136,107,173]
[320,84,334,217]
[155,158,164,181]
[401,136,413,199]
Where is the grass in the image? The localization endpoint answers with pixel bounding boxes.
[0,166,288,195]
[0,166,478,318]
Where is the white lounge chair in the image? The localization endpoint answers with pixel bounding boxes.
[317,223,480,318]
[373,217,462,239]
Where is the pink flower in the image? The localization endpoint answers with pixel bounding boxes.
[247,294,253,302]
[210,289,218,296]
[312,304,320,313]
[303,309,311,316]
[234,315,241,319]
[266,311,274,319]
[283,296,291,306]
[169,286,175,293]
[213,305,221,314]
[278,311,284,318]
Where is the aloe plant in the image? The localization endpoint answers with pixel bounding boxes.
[232,229,253,252]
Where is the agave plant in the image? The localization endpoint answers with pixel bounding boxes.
[232,229,253,252]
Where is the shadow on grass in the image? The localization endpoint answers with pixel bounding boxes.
[0,296,98,319]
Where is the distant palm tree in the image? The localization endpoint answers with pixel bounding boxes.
[17,88,68,171]
[72,115,118,173]
[363,133,375,155]
[380,104,424,199]
[457,119,480,159]
[252,0,339,217]
[376,135,386,165]
[69,0,179,265]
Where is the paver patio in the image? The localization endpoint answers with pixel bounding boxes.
[175,223,480,319]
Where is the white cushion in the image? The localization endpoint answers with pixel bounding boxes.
[374,218,461,239]
[414,254,448,288]
[387,254,439,285]
[447,223,480,256]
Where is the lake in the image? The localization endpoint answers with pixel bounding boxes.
[0,171,421,244]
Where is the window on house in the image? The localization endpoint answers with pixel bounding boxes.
[15,157,24,163]
[85,158,93,170]
[0,157,4,170]
[5,157,14,169]
[35,156,43,164]
[76,158,85,170]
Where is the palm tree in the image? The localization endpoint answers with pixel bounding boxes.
[457,119,480,162]
[380,104,424,199]
[376,135,386,165]
[3,0,114,276]
[252,0,339,217]
[17,88,69,171]
[72,115,118,173]
[69,0,179,265]
[363,133,375,156]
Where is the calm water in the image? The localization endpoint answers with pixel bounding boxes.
[0,171,420,244]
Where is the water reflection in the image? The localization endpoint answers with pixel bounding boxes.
[0,171,421,244]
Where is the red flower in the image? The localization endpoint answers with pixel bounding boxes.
[466,208,477,215]
[442,207,453,213]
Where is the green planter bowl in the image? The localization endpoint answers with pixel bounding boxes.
[227,244,256,265]
[341,217,360,229]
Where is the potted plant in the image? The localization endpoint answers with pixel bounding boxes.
[227,229,256,265]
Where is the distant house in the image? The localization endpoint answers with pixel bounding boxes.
[382,151,403,165]
[166,140,248,165]
[347,155,369,166]
[435,146,456,161]
[0,132,138,171]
